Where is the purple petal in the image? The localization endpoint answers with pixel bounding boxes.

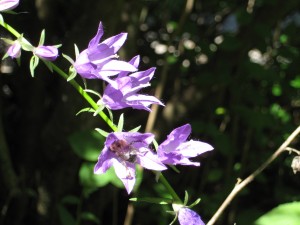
[118,55,140,78]
[34,46,59,61]
[178,140,214,157]
[7,41,21,58]
[94,147,116,174]
[0,0,19,11]
[158,124,191,154]
[102,33,128,53]
[137,149,167,171]
[178,208,205,225]
[88,22,104,48]
[113,160,136,194]
[97,60,137,74]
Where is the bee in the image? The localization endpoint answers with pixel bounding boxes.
[109,139,138,179]
[109,139,138,163]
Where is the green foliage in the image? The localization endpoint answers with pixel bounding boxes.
[255,202,300,225]
[68,130,105,161]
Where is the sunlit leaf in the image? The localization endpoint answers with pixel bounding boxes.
[68,130,105,161]
[255,202,300,225]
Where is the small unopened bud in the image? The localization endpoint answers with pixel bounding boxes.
[291,156,300,174]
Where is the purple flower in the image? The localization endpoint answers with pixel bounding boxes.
[178,208,205,225]
[94,132,167,194]
[74,22,137,84]
[157,124,213,166]
[101,64,164,111]
[0,0,19,11]
[7,41,21,58]
[34,46,59,61]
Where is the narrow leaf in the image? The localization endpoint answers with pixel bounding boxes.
[62,53,75,65]
[67,66,77,81]
[129,125,141,132]
[38,29,45,46]
[95,128,109,138]
[29,55,39,77]
[76,107,95,116]
[117,113,124,132]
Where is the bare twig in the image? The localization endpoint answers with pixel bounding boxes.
[207,125,300,225]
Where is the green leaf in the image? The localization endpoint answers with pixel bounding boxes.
[79,162,123,189]
[79,162,110,188]
[117,113,124,132]
[129,125,141,132]
[76,107,95,116]
[188,198,201,208]
[80,212,100,224]
[74,44,80,58]
[29,55,39,77]
[38,29,45,46]
[67,66,77,81]
[255,202,300,225]
[95,128,109,137]
[57,204,76,225]
[290,76,300,88]
[68,130,105,161]
[61,195,80,205]
[62,53,75,65]
[183,191,189,205]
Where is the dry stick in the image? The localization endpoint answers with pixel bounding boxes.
[207,125,300,225]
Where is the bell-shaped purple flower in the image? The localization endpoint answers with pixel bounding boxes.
[0,0,19,11]
[101,66,164,111]
[94,132,167,194]
[157,124,213,166]
[34,46,59,61]
[74,22,137,83]
[7,41,21,58]
[178,208,205,225]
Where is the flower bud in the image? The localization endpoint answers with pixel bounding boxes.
[291,156,300,174]
[7,41,21,58]
[34,46,58,61]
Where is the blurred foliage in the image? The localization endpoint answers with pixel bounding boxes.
[1,0,300,225]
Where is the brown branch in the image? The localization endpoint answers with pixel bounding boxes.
[207,125,300,225]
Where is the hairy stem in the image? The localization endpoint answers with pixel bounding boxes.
[207,125,300,225]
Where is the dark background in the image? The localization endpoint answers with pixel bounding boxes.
[1,0,300,224]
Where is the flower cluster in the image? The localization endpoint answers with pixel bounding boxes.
[4,3,213,222]
[73,22,214,225]
[73,22,164,111]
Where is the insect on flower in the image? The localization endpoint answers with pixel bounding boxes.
[109,139,138,163]
[94,132,167,194]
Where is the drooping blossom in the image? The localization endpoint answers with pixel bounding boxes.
[100,60,164,111]
[74,22,137,84]
[157,124,213,166]
[178,208,205,225]
[94,132,167,194]
[34,45,59,61]
[6,40,21,58]
[0,0,19,12]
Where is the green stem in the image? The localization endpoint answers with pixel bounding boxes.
[159,173,182,203]
[50,63,118,132]
[0,18,117,131]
